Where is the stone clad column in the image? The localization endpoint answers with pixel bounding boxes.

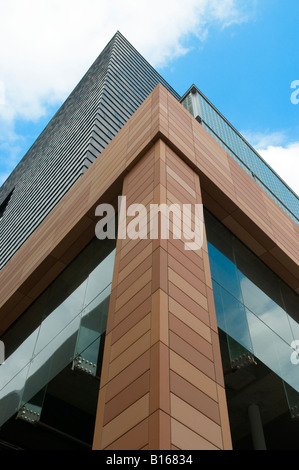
[92,138,232,450]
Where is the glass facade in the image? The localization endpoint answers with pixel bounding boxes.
[205,210,299,394]
[0,235,116,430]
[182,88,299,223]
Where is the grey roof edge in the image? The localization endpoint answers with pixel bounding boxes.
[181,84,299,200]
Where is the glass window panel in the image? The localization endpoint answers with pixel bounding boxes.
[283,382,299,418]
[246,309,299,392]
[0,363,30,427]
[212,280,253,353]
[205,210,235,262]
[205,211,242,302]
[22,315,81,407]
[76,285,111,366]
[1,291,48,360]
[17,386,47,423]
[205,209,299,395]
[33,280,87,357]
[84,249,115,307]
[280,281,299,325]
[235,238,293,344]
[212,280,226,332]
[234,237,284,308]
[0,235,116,429]
[0,327,40,389]
[227,335,245,361]
[238,271,293,344]
[208,243,242,302]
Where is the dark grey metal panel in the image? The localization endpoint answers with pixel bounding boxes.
[0,31,180,270]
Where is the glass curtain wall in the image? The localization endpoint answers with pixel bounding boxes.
[204,210,299,396]
[0,235,116,428]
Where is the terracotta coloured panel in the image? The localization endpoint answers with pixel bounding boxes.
[151,289,169,347]
[170,371,220,424]
[119,238,152,267]
[171,418,219,450]
[169,331,215,381]
[103,371,150,425]
[150,341,170,415]
[168,282,210,327]
[149,410,171,450]
[168,297,212,343]
[152,247,168,295]
[115,269,152,312]
[101,394,150,449]
[171,394,223,448]
[166,166,196,198]
[168,255,206,295]
[217,384,233,450]
[167,241,205,283]
[169,314,213,361]
[166,183,196,207]
[108,331,151,381]
[166,149,195,181]
[110,314,151,362]
[116,255,152,297]
[104,418,149,450]
[105,350,151,403]
[168,268,208,311]
[170,350,218,402]
[111,283,152,330]
[111,297,152,345]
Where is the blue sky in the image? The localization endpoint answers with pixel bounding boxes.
[0,0,298,194]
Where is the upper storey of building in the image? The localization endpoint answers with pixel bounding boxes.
[0,32,298,271]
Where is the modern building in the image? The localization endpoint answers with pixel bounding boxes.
[0,31,298,451]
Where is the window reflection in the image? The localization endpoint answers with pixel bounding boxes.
[205,210,299,393]
[246,309,299,392]
[0,236,116,428]
[238,273,293,344]
[208,244,242,303]
[212,280,253,353]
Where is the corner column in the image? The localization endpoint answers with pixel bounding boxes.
[92,138,232,450]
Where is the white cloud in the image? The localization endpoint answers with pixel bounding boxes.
[243,130,287,150]
[257,143,299,196]
[241,130,299,195]
[0,0,256,125]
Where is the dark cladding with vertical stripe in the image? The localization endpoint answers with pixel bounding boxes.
[0,32,179,270]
